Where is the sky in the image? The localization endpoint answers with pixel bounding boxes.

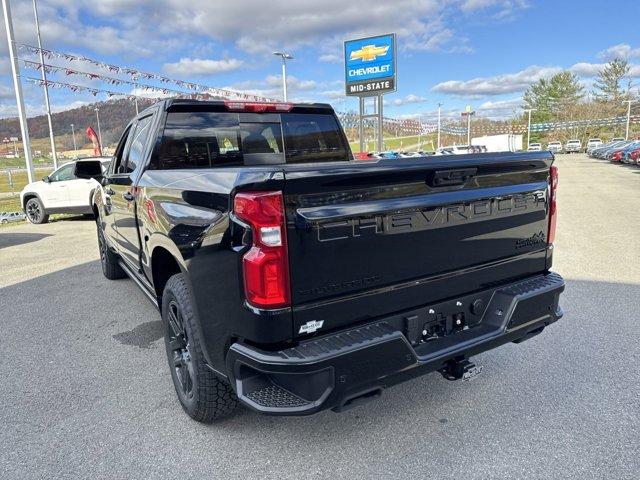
[0,0,639,124]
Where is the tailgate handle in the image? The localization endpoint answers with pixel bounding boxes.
[429,168,477,187]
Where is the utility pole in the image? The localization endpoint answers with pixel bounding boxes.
[525,108,537,147]
[462,105,475,147]
[273,51,293,101]
[437,102,443,149]
[2,0,35,183]
[95,107,103,155]
[32,0,58,170]
[623,100,632,140]
[415,113,422,151]
[70,123,77,158]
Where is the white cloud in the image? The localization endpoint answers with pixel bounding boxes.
[265,75,317,91]
[477,97,523,118]
[386,94,427,106]
[569,62,606,77]
[0,85,13,100]
[432,65,562,96]
[461,0,528,19]
[163,58,245,76]
[320,90,345,99]
[598,43,640,61]
[319,54,341,63]
[34,0,525,57]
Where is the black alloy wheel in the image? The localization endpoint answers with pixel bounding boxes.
[26,198,48,224]
[166,300,195,400]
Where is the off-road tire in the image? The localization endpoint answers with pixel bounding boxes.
[96,222,126,280]
[162,273,238,423]
[25,197,49,224]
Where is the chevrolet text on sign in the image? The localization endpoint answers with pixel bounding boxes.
[344,33,396,96]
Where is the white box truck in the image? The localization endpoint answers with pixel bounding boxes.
[471,134,523,152]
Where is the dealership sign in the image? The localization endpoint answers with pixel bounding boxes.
[344,33,396,96]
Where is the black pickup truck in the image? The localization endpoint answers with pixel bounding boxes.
[92,99,564,422]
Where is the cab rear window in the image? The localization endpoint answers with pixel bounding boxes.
[154,111,348,169]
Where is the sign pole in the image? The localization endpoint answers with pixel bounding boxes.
[32,0,58,170]
[377,95,384,152]
[2,0,35,184]
[358,97,365,153]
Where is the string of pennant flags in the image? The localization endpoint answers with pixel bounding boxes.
[22,61,201,99]
[19,44,275,102]
[24,77,218,101]
[337,112,640,138]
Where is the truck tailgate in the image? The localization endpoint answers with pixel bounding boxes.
[283,152,554,337]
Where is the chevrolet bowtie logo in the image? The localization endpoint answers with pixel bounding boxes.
[350,44,389,62]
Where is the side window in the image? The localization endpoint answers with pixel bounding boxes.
[110,125,133,175]
[123,115,153,174]
[50,163,76,182]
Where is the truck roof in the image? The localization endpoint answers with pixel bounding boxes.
[140,98,336,115]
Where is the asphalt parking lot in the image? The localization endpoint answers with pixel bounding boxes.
[1,153,639,479]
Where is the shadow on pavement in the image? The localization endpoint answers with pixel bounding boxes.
[0,231,52,249]
[1,259,638,477]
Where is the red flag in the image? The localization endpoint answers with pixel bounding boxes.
[86,126,102,156]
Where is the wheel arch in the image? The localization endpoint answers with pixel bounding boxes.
[150,242,188,309]
[21,192,43,211]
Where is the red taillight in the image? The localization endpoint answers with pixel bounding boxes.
[612,150,622,161]
[224,100,293,112]
[548,165,558,244]
[234,191,290,309]
[630,149,640,160]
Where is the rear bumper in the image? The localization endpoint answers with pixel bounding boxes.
[226,272,565,416]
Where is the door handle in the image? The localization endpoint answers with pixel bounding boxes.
[123,192,135,202]
[105,187,115,195]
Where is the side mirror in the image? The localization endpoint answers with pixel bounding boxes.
[42,176,50,183]
[101,177,109,186]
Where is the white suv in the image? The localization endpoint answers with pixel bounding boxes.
[565,139,582,153]
[20,157,110,224]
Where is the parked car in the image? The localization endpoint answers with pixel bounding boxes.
[436,145,472,155]
[586,138,602,153]
[93,99,564,423]
[616,141,640,164]
[590,140,627,159]
[628,146,640,165]
[565,139,582,153]
[527,143,542,151]
[0,211,26,224]
[20,157,111,224]
[547,141,563,154]
[600,141,633,160]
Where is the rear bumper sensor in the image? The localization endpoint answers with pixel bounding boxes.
[226,272,565,416]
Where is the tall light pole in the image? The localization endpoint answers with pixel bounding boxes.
[525,108,537,147]
[415,113,422,151]
[437,102,443,149]
[2,0,35,183]
[463,105,475,146]
[70,123,77,158]
[623,100,632,140]
[95,107,103,155]
[273,51,293,101]
[32,0,58,170]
